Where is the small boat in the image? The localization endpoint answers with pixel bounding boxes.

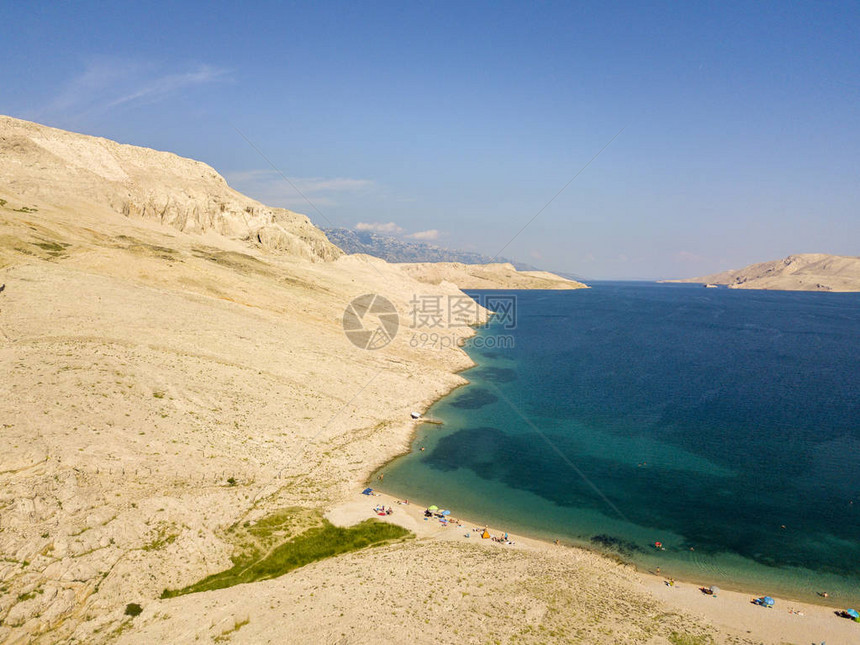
[704,283,719,288]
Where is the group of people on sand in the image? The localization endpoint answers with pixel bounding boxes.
[374,505,393,515]
[467,527,515,545]
[489,534,514,545]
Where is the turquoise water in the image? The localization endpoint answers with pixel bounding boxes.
[377,283,860,604]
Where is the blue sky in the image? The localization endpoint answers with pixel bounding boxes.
[1,1,858,279]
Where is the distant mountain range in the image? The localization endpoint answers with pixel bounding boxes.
[322,227,539,271]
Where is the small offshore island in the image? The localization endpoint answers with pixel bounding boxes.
[1,116,858,645]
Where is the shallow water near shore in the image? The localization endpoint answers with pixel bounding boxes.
[377,282,860,606]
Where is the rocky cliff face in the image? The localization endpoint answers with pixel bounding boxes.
[0,115,341,262]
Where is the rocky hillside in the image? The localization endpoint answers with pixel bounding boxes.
[0,115,341,262]
[667,253,860,292]
[0,118,492,642]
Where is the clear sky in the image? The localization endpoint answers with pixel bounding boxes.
[1,1,858,279]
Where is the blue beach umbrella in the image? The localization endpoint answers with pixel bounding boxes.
[441,510,451,516]
[762,596,775,607]
[847,608,859,619]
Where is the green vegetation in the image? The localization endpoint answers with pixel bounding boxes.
[142,531,177,552]
[115,236,179,261]
[17,589,42,602]
[214,618,250,642]
[668,632,714,645]
[12,206,38,213]
[161,509,410,598]
[29,240,70,259]
[124,603,143,617]
[191,247,277,278]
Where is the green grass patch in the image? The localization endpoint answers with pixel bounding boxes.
[214,618,249,642]
[161,510,410,598]
[142,531,177,552]
[28,239,70,259]
[668,633,714,645]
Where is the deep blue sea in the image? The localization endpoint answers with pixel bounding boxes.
[377,282,860,604]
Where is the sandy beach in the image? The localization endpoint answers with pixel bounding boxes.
[326,489,859,645]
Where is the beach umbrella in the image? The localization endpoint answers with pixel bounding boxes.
[762,596,775,607]
[428,505,439,511]
[846,608,859,619]
[709,586,720,595]
[441,510,451,516]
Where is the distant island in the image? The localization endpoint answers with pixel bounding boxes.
[664,253,860,292]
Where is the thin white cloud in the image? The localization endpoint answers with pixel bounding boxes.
[35,59,229,122]
[226,169,376,210]
[406,229,441,241]
[356,221,403,234]
[105,64,227,108]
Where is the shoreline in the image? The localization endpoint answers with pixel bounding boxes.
[369,476,854,610]
[366,367,857,613]
[330,303,859,643]
[360,304,860,616]
[326,487,859,644]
